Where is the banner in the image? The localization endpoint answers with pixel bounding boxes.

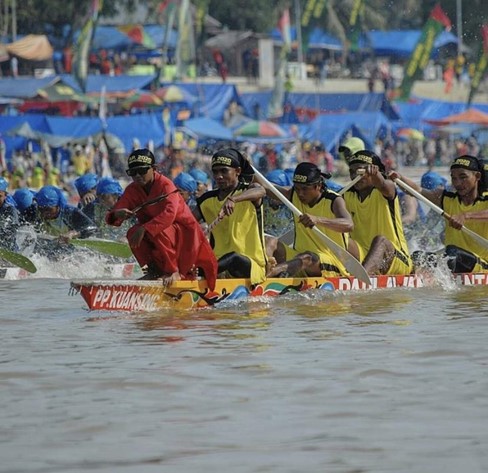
[301,0,327,51]
[467,25,488,106]
[194,0,209,48]
[268,9,291,119]
[348,0,363,52]
[175,0,196,79]
[73,0,103,92]
[397,3,451,101]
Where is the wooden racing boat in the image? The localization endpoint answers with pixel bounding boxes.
[70,272,488,313]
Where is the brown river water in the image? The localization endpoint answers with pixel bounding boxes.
[1,274,487,473]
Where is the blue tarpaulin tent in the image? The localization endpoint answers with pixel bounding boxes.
[240,92,400,123]
[0,77,58,99]
[182,117,233,141]
[271,27,458,58]
[159,82,242,121]
[301,112,392,151]
[366,30,459,59]
[60,74,155,94]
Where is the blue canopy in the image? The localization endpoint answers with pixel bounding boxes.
[366,30,458,59]
[308,28,353,51]
[60,74,155,94]
[159,82,242,120]
[240,91,399,123]
[302,112,392,151]
[182,117,233,140]
[393,98,488,133]
[84,25,177,51]
[0,77,58,99]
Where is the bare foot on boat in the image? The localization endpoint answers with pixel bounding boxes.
[161,272,182,286]
[266,257,277,277]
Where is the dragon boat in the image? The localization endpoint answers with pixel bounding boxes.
[70,272,488,313]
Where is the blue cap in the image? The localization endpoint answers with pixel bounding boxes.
[174,172,197,193]
[421,171,447,190]
[74,173,98,195]
[266,169,289,186]
[283,168,295,186]
[13,188,36,211]
[96,177,123,196]
[35,185,67,208]
[189,168,209,184]
[0,177,8,192]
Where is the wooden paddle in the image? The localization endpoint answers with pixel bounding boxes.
[278,170,366,244]
[38,234,133,259]
[131,189,179,213]
[251,165,372,285]
[0,247,37,273]
[70,238,133,258]
[394,178,488,250]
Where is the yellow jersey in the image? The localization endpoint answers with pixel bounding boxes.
[290,189,349,276]
[442,191,488,263]
[344,188,412,274]
[198,188,267,284]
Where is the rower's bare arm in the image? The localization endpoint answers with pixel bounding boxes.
[448,209,488,230]
[252,172,291,200]
[388,171,443,207]
[371,167,396,199]
[464,209,488,221]
[231,182,266,204]
[299,198,353,233]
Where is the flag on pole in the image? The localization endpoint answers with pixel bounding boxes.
[268,9,292,119]
[278,8,292,50]
[396,3,451,101]
[176,0,196,79]
[73,0,103,93]
[467,25,488,106]
[0,137,6,172]
[99,85,107,128]
[348,0,363,51]
[117,25,156,49]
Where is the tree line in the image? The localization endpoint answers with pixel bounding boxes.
[4,0,488,51]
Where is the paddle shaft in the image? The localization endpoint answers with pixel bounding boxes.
[251,164,371,284]
[131,190,179,213]
[394,178,488,250]
[338,170,365,195]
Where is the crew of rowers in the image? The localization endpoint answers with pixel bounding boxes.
[1,140,487,284]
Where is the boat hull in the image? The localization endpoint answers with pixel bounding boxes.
[71,272,488,313]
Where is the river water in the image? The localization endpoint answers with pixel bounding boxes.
[1,272,488,473]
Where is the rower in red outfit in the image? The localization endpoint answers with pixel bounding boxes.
[106,148,217,287]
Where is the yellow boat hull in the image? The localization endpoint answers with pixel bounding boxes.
[70,272,488,313]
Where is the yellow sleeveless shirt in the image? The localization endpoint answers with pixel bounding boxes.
[442,191,488,263]
[344,188,412,274]
[198,188,267,283]
[290,189,349,276]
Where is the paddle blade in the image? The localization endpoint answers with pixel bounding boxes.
[0,247,37,273]
[71,239,133,258]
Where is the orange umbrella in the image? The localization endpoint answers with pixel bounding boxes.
[122,92,163,109]
[425,108,488,126]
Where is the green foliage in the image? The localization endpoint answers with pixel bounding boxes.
[8,0,488,52]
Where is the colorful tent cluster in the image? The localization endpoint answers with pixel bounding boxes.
[1,74,488,163]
